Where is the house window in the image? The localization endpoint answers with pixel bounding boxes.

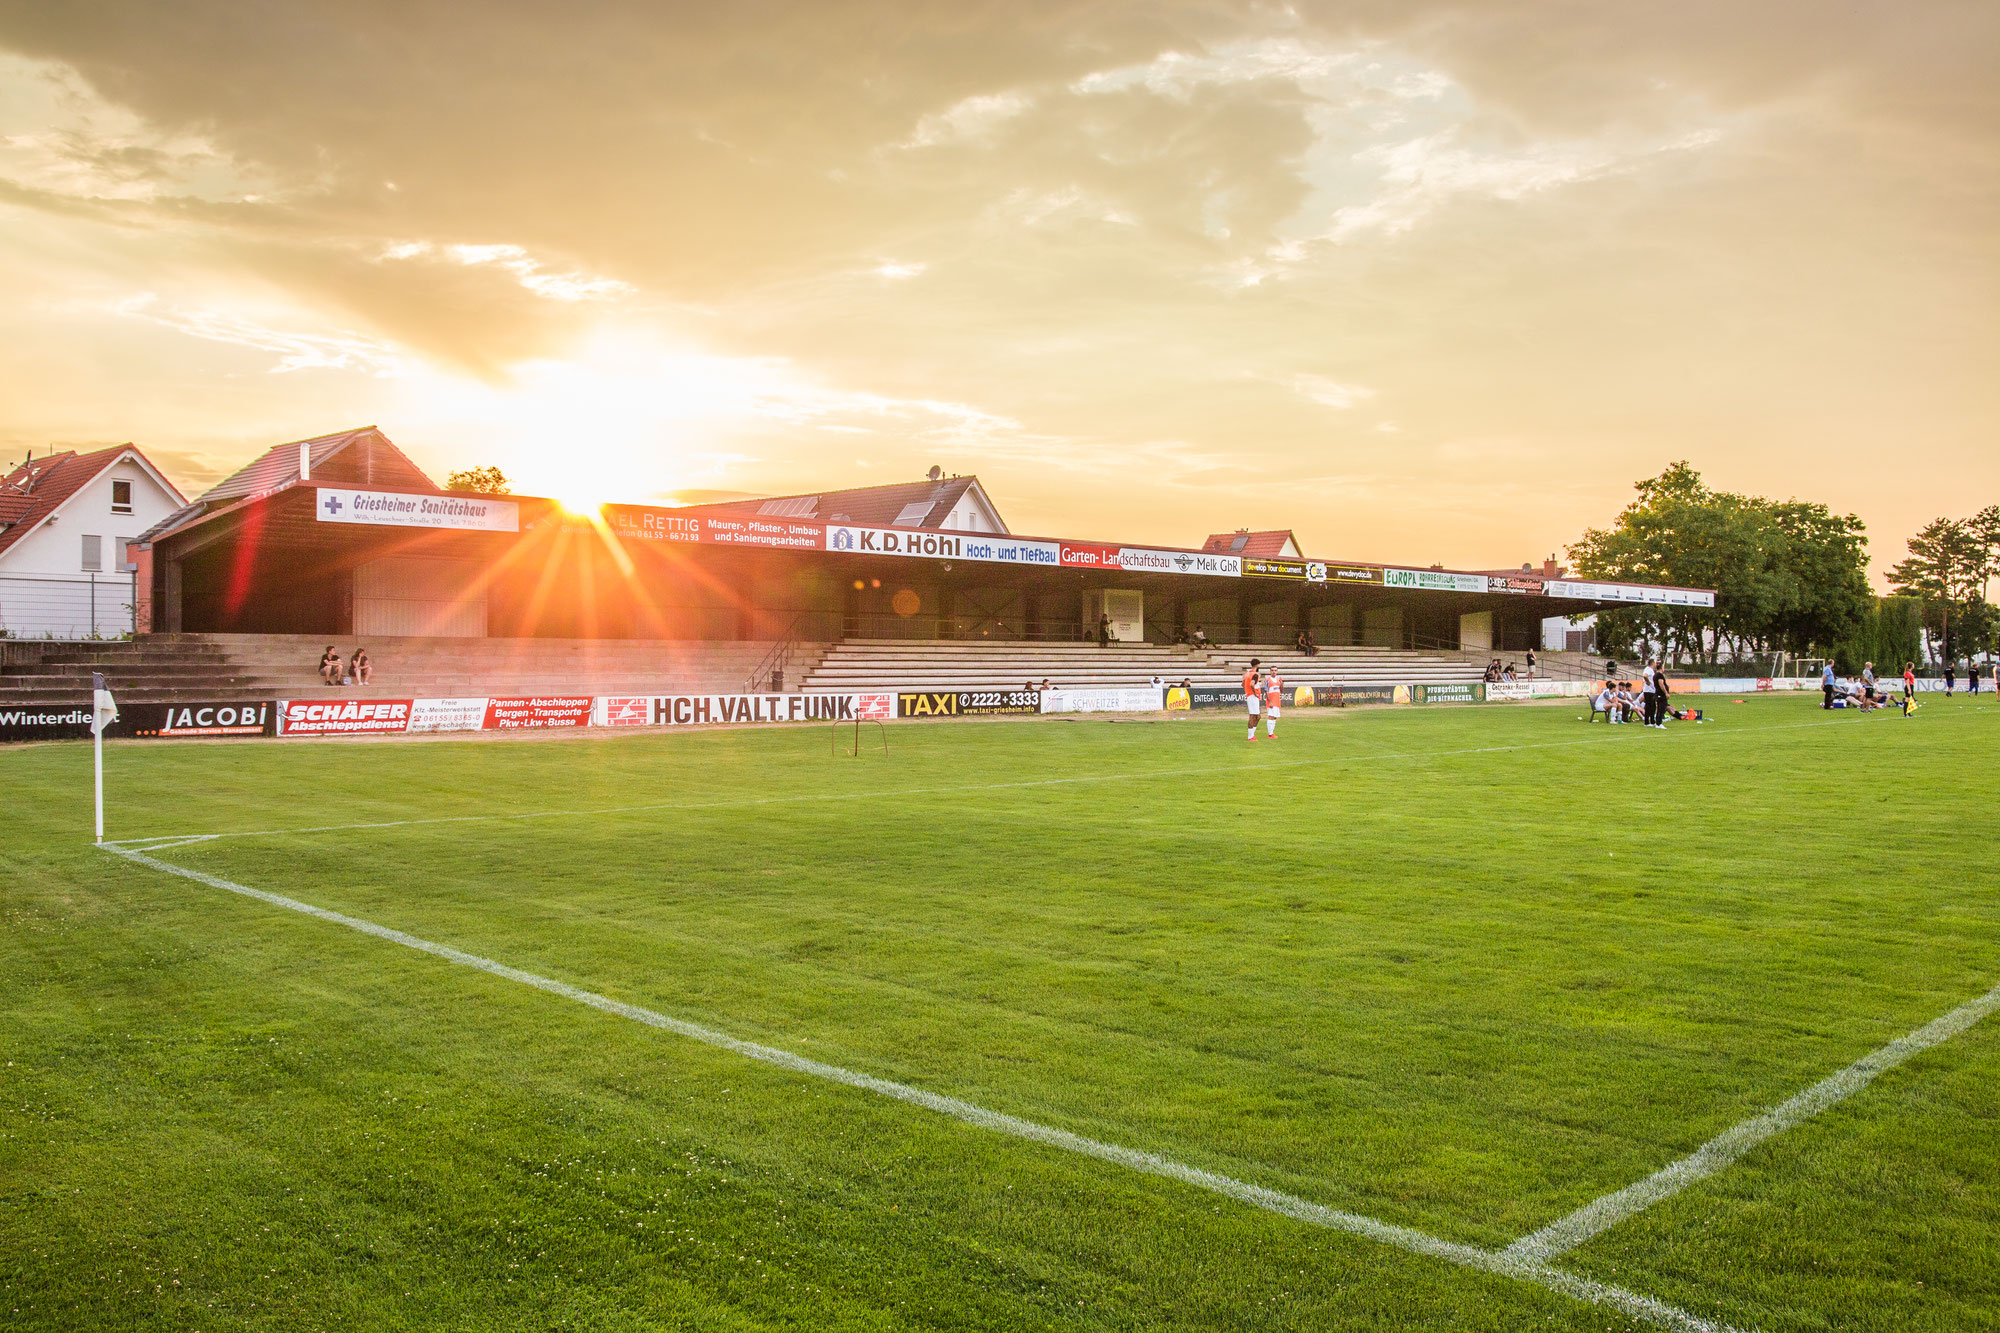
[81,534,104,572]
[111,479,133,514]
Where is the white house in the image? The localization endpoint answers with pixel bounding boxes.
[0,445,187,638]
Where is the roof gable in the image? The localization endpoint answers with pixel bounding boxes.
[1201,529,1300,558]
[141,427,439,544]
[0,445,184,560]
[682,475,1007,533]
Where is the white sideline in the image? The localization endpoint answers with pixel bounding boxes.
[1505,977,2000,1262]
[104,715,1858,849]
[101,842,1740,1333]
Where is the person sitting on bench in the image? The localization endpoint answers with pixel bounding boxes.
[350,646,372,685]
[318,645,344,685]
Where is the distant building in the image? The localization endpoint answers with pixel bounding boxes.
[676,474,1008,534]
[1201,529,1301,558]
[0,445,185,637]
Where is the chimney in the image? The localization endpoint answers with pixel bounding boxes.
[299,441,311,482]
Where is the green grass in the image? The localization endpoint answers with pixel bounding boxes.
[3,694,1997,1331]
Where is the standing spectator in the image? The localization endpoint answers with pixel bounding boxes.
[1096,612,1111,647]
[1944,660,1955,697]
[1903,662,1916,706]
[350,647,372,685]
[1969,661,1981,695]
[1643,658,1661,726]
[318,645,343,685]
[1821,661,1838,710]
[1655,665,1672,724]
[1525,647,1537,678]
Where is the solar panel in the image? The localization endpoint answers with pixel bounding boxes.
[1229,533,1250,553]
[892,500,935,526]
[758,495,819,517]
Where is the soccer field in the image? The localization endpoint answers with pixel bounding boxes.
[4,695,1997,1332]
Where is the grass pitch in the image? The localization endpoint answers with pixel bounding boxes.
[3,695,1998,1331]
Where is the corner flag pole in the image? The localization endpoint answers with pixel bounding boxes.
[91,671,118,844]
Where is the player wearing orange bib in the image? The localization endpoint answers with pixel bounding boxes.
[1263,670,1283,738]
[1243,659,1262,740]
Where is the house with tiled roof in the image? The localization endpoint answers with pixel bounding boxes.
[137,426,438,547]
[1200,529,1301,558]
[675,471,1008,534]
[0,445,186,637]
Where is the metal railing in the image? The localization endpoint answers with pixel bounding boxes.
[0,572,135,641]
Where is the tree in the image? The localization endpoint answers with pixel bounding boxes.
[445,466,511,494]
[1888,516,1987,664]
[1567,462,1869,665]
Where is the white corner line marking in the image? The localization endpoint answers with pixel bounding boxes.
[103,715,1858,850]
[101,842,1739,1333]
[1506,978,2000,1263]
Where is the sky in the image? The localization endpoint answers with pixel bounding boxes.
[0,1,1993,580]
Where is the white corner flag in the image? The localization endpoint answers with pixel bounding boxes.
[92,671,117,843]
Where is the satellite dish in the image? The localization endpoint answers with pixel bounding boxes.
[927,465,942,482]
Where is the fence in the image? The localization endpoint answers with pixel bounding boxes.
[0,572,136,640]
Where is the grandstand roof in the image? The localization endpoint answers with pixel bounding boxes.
[1201,529,1301,558]
[678,474,1007,533]
[138,426,438,545]
[0,445,185,559]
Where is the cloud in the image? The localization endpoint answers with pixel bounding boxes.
[113,294,403,374]
[901,91,1033,148]
[1291,374,1375,410]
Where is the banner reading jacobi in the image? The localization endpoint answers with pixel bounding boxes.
[1,699,277,742]
[896,690,1041,717]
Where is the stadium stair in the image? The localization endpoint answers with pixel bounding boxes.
[0,634,820,705]
[799,639,1484,692]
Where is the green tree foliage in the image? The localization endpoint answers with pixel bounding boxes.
[1886,512,1996,664]
[1567,462,1871,664]
[1834,596,1924,675]
[444,466,511,494]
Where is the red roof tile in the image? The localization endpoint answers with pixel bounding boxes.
[1200,529,1300,558]
[0,446,170,560]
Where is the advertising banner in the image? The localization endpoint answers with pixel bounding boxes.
[1484,681,1532,701]
[896,689,1041,717]
[1545,579,1717,609]
[314,488,517,532]
[597,693,864,727]
[1291,684,1315,707]
[1316,685,1397,707]
[406,697,488,733]
[1323,564,1384,586]
[278,698,414,735]
[1413,682,1485,704]
[1243,557,1328,583]
[1485,575,1546,595]
[125,700,276,739]
[1189,686,1247,709]
[826,526,971,560]
[1040,688,1164,714]
[1059,541,1122,569]
[603,506,826,551]
[1118,548,1240,577]
[0,703,96,743]
[485,696,593,729]
[1165,686,1191,710]
[1384,568,1488,594]
[1529,680,1591,698]
[856,692,896,720]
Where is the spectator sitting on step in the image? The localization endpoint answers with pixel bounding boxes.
[1096,613,1111,646]
[1504,662,1518,682]
[1039,678,1054,692]
[1191,624,1211,648]
[1150,675,1163,690]
[318,645,343,685]
[350,647,372,685]
[1173,625,1190,645]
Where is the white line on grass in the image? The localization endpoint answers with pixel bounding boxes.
[105,715,1863,849]
[1504,977,2000,1263]
[102,841,1740,1333]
